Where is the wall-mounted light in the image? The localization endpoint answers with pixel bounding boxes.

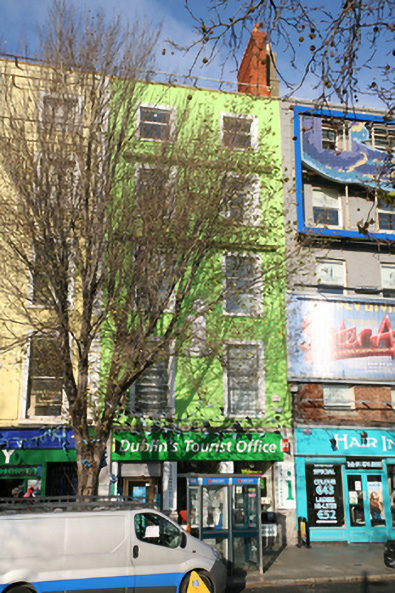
[329,437,338,450]
[360,431,368,445]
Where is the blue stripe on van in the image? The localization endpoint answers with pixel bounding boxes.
[0,572,183,593]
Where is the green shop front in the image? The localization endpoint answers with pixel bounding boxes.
[0,428,77,497]
[112,430,285,572]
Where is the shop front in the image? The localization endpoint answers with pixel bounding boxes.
[112,430,285,513]
[112,430,287,572]
[295,427,395,542]
[0,428,77,497]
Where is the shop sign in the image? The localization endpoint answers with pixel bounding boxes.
[345,458,383,470]
[296,427,395,457]
[305,463,344,527]
[0,466,40,477]
[274,461,296,509]
[113,431,284,462]
[287,294,395,382]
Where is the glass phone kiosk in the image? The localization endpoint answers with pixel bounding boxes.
[187,475,262,574]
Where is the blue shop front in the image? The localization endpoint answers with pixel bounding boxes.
[295,427,395,543]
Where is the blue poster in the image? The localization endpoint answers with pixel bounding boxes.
[286,294,395,382]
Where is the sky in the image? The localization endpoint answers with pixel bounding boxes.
[0,0,237,86]
[0,0,392,108]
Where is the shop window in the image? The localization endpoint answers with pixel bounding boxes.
[45,462,77,496]
[137,104,175,141]
[377,197,395,232]
[305,463,344,528]
[129,346,174,416]
[316,259,345,294]
[387,465,395,527]
[381,263,395,296]
[312,187,341,227]
[220,113,258,150]
[223,252,263,316]
[23,335,64,419]
[134,512,182,548]
[323,384,355,409]
[223,342,265,417]
[223,174,261,225]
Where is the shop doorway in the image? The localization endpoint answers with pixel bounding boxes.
[346,472,389,542]
[123,477,160,507]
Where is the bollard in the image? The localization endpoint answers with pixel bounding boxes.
[297,516,310,548]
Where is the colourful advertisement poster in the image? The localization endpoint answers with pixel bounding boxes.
[286,294,395,382]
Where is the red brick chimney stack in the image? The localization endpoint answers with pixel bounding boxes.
[237,23,271,97]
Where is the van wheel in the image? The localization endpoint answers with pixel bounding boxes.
[7,586,36,593]
[180,570,214,593]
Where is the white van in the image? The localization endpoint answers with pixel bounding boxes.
[0,508,227,593]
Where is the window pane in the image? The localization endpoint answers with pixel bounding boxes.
[223,116,252,149]
[28,336,63,417]
[322,126,337,150]
[224,176,260,224]
[224,254,261,315]
[312,188,340,226]
[323,384,353,408]
[227,344,260,414]
[139,107,171,141]
[381,265,395,289]
[134,355,169,414]
[317,260,345,292]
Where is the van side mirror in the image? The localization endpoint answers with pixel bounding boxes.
[180,530,187,549]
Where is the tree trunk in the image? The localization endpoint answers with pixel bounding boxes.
[74,431,108,498]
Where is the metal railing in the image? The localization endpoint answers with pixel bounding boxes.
[0,495,158,514]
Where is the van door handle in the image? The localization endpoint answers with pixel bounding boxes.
[133,545,139,559]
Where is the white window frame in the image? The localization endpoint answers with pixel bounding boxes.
[316,259,346,293]
[222,252,263,317]
[323,384,355,410]
[129,343,175,417]
[19,333,69,424]
[220,112,258,151]
[136,103,176,142]
[223,340,265,418]
[222,173,261,225]
[38,91,84,131]
[312,186,342,228]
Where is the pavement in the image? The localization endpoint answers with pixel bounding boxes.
[228,542,395,589]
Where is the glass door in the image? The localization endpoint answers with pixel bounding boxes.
[346,472,388,542]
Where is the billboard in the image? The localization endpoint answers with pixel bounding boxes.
[286,294,395,382]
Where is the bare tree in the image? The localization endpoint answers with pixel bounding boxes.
[185,0,394,111]
[0,1,289,495]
